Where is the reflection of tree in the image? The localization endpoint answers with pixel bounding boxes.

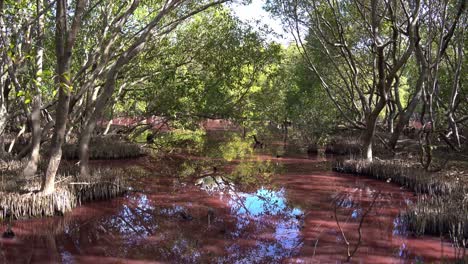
[226,160,283,188]
[0,221,63,263]
[333,191,381,262]
[4,185,300,263]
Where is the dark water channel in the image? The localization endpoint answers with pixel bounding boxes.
[0,148,458,263]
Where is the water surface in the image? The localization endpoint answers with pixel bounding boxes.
[0,154,458,263]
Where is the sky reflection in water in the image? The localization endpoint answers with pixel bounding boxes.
[226,187,303,253]
[0,154,459,263]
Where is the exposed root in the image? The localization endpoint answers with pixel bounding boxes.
[333,158,468,244]
[0,169,126,220]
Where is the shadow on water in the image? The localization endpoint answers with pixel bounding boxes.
[0,134,461,263]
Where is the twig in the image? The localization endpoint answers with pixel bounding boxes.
[68,182,92,185]
[334,191,381,261]
[55,176,72,185]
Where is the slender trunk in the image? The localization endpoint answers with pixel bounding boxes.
[103,119,113,135]
[23,0,45,177]
[43,0,68,193]
[43,85,70,193]
[388,117,394,134]
[446,35,463,148]
[363,94,386,161]
[103,83,125,135]
[0,70,7,158]
[23,97,42,177]
[363,114,379,161]
[0,105,6,157]
[283,121,288,144]
[8,124,25,153]
[389,87,424,149]
[387,104,395,134]
[389,30,429,149]
[78,121,92,176]
[0,69,6,156]
[363,38,387,162]
[79,75,117,176]
[103,106,114,136]
[42,0,86,194]
[0,0,7,156]
[17,120,54,159]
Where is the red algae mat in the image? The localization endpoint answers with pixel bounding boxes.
[0,155,458,263]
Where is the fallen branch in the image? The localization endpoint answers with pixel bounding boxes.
[334,191,381,261]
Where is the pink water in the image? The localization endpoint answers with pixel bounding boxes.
[0,155,457,263]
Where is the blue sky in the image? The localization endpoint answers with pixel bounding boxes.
[228,0,293,45]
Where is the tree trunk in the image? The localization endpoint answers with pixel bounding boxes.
[78,121,92,176]
[79,75,117,177]
[8,124,25,153]
[0,67,7,158]
[389,97,420,150]
[0,0,7,158]
[386,100,397,134]
[43,88,70,193]
[23,97,42,177]
[0,105,7,157]
[282,120,288,144]
[389,44,428,150]
[103,117,113,135]
[23,0,45,177]
[363,114,379,161]
[363,92,387,161]
[42,0,86,194]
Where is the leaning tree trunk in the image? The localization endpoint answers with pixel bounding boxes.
[362,96,387,162]
[389,92,422,150]
[23,0,44,178]
[389,44,428,150]
[78,0,222,176]
[79,74,118,177]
